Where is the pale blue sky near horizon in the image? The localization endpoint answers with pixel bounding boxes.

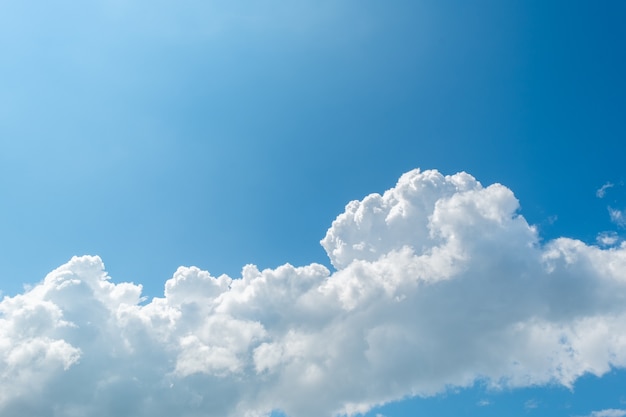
[1,1,626,416]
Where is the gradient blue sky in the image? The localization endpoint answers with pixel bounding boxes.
[1,1,626,416]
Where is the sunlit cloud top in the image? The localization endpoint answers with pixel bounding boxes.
[2,169,626,417]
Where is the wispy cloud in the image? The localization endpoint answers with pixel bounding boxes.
[609,207,626,227]
[597,231,620,246]
[477,399,491,407]
[582,409,626,417]
[597,182,614,198]
[2,169,626,417]
[525,399,539,410]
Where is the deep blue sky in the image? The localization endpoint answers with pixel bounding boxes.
[1,2,625,416]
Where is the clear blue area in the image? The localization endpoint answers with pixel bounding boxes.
[1,1,625,415]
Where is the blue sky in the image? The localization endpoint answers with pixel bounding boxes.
[1,1,626,417]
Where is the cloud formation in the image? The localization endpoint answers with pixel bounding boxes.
[597,231,620,246]
[2,169,626,417]
[597,182,614,198]
[609,207,626,227]
[585,410,626,417]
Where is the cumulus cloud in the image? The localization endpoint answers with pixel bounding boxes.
[2,168,626,417]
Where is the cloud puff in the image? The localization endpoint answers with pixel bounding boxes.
[597,231,620,246]
[2,169,626,417]
[609,207,626,227]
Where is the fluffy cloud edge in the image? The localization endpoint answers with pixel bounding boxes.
[1,168,626,417]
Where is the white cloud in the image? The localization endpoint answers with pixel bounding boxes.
[609,207,626,227]
[477,399,491,407]
[2,169,626,417]
[597,231,620,246]
[525,399,539,409]
[584,409,626,417]
[597,182,614,198]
